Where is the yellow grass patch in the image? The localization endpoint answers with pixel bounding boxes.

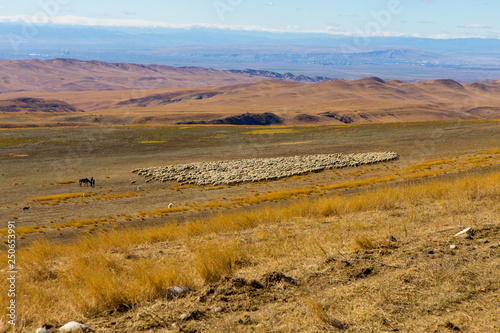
[0,226,43,237]
[189,240,249,283]
[8,153,29,157]
[403,159,454,173]
[3,169,499,329]
[55,180,75,185]
[244,128,303,135]
[31,192,94,204]
[171,184,196,191]
[55,218,107,229]
[323,175,397,191]
[483,148,500,154]
[233,188,317,205]
[138,206,189,218]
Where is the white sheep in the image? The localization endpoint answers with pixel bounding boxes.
[35,325,49,333]
[59,321,91,332]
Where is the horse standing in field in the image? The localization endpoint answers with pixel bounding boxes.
[79,178,91,187]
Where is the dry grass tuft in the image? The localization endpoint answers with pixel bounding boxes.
[32,192,94,205]
[190,240,249,283]
[56,218,106,229]
[234,188,316,205]
[303,298,347,330]
[352,234,377,250]
[138,206,189,218]
[55,180,75,185]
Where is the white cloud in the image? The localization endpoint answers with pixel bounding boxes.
[267,2,275,6]
[0,15,276,31]
[0,15,497,39]
[325,25,344,32]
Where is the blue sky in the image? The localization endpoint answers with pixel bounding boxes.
[0,0,499,39]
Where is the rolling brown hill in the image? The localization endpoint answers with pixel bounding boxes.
[64,78,500,124]
[0,59,499,126]
[0,58,331,93]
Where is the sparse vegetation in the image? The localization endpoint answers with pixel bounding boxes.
[0,120,499,332]
[55,180,75,185]
[1,168,498,331]
[138,206,189,219]
[93,191,139,200]
[243,128,303,135]
[32,192,93,205]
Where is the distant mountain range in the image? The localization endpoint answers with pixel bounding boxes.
[0,58,332,93]
[1,24,500,81]
[1,57,498,127]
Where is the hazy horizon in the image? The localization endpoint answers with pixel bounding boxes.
[1,1,499,81]
[1,0,499,39]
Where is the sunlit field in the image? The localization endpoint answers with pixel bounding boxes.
[0,119,499,332]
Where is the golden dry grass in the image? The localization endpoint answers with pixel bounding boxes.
[138,206,189,219]
[55,180,75,185]
[189,240,249,283]
[93,191,139,200]
[31,192,94,205]
[0,120,499,332]
[1,168,498,331]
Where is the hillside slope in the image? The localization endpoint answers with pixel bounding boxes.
[0,59,499,125]
[38,78,500,124]
[0,58,332,93]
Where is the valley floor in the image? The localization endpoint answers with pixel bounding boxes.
[0,120,499,332]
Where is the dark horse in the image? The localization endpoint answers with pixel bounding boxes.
[79,178,91,187]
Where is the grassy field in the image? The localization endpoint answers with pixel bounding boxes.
[0,119,499,332]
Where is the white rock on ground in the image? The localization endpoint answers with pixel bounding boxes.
[167,285,190,299]
[59,321,91,333]
[35,327,49,333]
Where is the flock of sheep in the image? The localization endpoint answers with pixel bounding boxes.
[132,152,399,186]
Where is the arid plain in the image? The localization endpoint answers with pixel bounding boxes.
[0,59,499,332]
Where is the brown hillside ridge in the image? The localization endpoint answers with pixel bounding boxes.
[0,98,84,113]
[0,78,499,126]
[0,59,499,125]
[0,58,332,93]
